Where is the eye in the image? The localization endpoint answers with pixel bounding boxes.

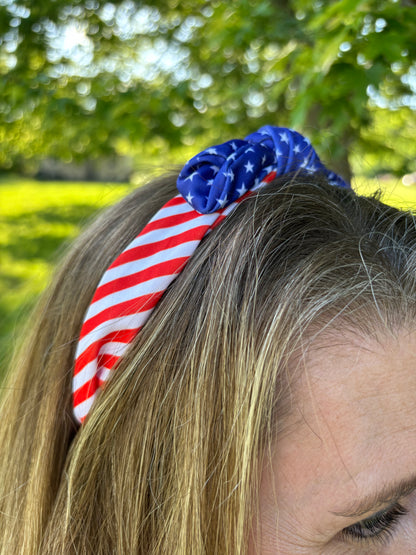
[340,503,408,546]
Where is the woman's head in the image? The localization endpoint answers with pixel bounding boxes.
[1,128,416,554]
[72,125,350,424]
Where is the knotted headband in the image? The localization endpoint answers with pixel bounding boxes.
[73,125,350,424]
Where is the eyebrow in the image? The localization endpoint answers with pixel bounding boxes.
[331,474,416,519]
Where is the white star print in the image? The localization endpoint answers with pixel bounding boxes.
[246,147,255,153]
[244,160,254,173]
[207,148,218,155]
[186,172,197,181]
[186,192,194,204]
[231,142,238,150]
[223,169,234,181]
[279,132,289,144]
[216,195,228,208]
[237,183,247,195]
[261,155,267,164]
[210,165,220,174]
[293,144,301,154]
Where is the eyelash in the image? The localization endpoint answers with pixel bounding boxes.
[340,503,408,546]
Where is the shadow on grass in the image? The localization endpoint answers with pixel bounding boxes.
[1,203,102,261]
[0,203,105,374]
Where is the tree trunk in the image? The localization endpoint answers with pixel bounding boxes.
[331,144,353,185]
[306,104,353,184]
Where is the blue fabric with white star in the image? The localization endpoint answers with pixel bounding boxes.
[177,125,350,214]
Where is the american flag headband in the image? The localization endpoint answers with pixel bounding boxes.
[73,125,350,424]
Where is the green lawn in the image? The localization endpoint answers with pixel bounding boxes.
[0,177,132,373]
[353,177,416,211]
[1,175,416,374]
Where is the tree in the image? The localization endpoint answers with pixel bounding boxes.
[1,0,416,180]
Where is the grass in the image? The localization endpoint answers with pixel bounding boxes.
[1,174,416,374]
[0,176,132,373]
[353,176,416,211]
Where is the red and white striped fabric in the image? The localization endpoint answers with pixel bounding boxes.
[72,173,276,424]
[72,124,350,424]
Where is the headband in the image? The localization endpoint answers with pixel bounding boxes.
[73,125,350,424]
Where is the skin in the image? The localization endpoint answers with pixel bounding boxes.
[250,328,416,554]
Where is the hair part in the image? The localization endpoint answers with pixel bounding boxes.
[1,174,416,553]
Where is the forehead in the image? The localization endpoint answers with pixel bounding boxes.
[268,329,416,533]
[292,330,416,444]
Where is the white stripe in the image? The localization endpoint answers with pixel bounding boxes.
[73,394,97,422]
[97,341,129,357]
[73,359,98,392]
[97,366,112,383]
[221,200,239,217]
[86,273,176,320]
[219,180,267,219]
[99,240,200,287]
[252,177,270,192]
[135,215,210,245]
[123,213,215,251]
[148,199,192,222]
[145,195,182,222]
[73,341,128,392]
[76,310,153,359]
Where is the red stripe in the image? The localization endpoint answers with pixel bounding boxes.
[73,375,99,406]
[212,190,254,228]
[109,224,210,269]
[97,352,120,370]
[141,210,199,234]
[264,171,276,183]
[212,214,226,229]
[80,290,165,339]
[74,329,138,375]
[93,256,189,303]
[98,376,108,388]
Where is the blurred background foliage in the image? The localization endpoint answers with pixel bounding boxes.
[1,0,416,370]
[1,0,416,181]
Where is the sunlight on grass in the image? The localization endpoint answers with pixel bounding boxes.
[0,177,132,372]
[353,176,416,211]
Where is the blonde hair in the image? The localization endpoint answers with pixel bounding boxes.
[1,173,416,554]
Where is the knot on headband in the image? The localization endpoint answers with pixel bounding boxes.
[177,125,349,214]
[73,124,350,424]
